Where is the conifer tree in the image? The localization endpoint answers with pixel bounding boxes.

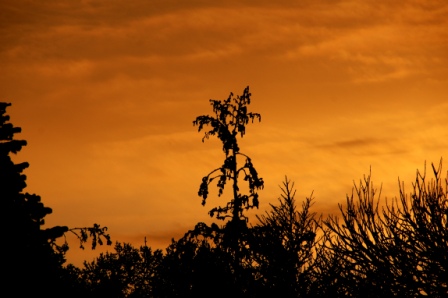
[0,102,111,296]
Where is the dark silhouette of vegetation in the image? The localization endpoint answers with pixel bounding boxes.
[72,177,320,297]
[1,102,111,296]
[3,90,447,297]
[250,177,320,296]
[155,227,242,297]
[319,161,448,297]
[191,86,264,294]
[69,241,163,297]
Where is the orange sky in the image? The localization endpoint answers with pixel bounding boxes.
[1,0,447,266]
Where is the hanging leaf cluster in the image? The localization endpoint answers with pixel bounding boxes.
[69,223,112,250]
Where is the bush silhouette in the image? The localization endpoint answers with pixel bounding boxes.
[321,161,448,297]
[251,177,320,296]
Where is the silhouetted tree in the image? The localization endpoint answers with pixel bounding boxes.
[387,160,447,296]
[193,86,263,224]
[192,86,263,293]
[159,178,322,297]
[0,102,111,296]
[250,177,320,297]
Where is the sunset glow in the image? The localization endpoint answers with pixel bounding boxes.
[1,0,447,266]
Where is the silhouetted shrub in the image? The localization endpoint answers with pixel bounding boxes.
[251,177,320,297]
[321,161,447,297]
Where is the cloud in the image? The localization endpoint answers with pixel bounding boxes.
[2,0,447,90]
[2,0,447,267]
[316,137,409,156]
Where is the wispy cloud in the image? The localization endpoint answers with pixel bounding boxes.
[1,0,447,266]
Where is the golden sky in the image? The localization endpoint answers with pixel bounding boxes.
[1,0,447,266]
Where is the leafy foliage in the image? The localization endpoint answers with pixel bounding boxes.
[156,227,242,297]
[68,224,112,250]
[75,242,163,298]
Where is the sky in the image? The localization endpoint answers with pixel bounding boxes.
[1,0,447,266]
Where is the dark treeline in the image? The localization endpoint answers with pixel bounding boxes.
[2,88,447,297]
[68,168,447,298]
